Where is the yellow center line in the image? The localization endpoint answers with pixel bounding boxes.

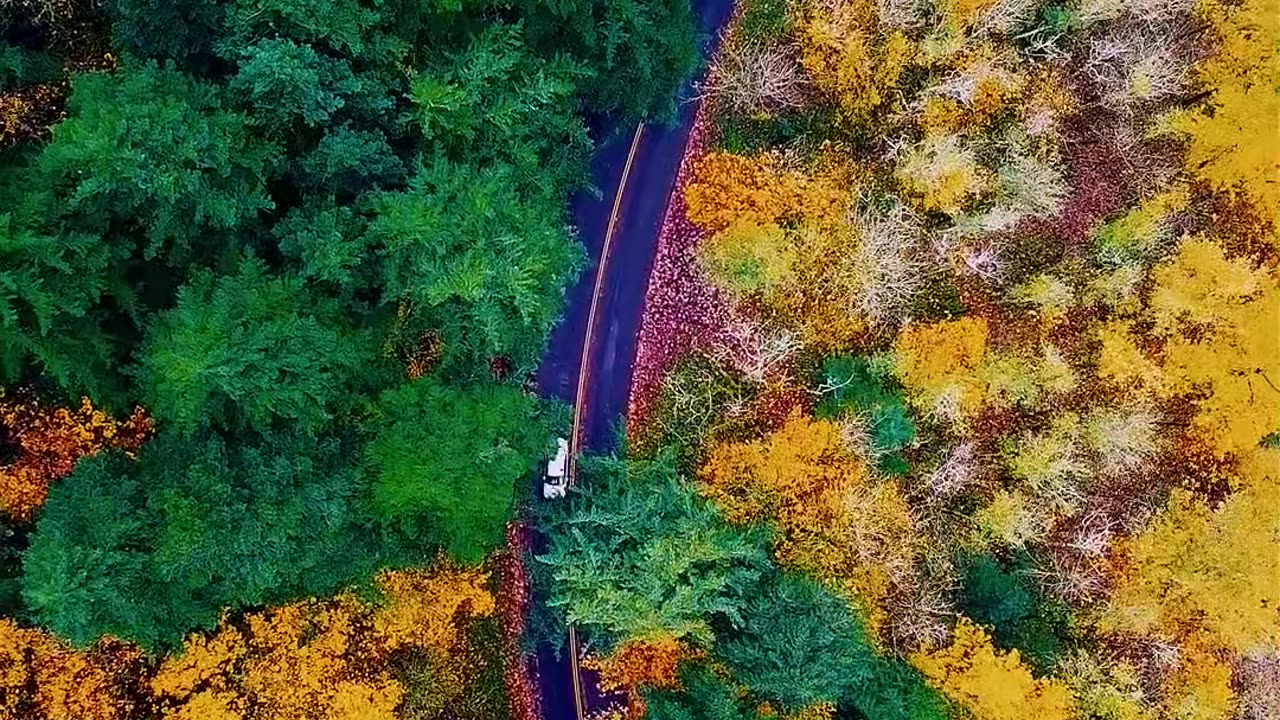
[565,121,646,720]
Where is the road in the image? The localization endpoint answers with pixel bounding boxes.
[531,1,734,718]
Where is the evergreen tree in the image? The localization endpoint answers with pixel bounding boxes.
[365,157,585,372]
[538,453,773,649]
[36,62,279,265]
[364,378,555,564]
[22,429,407,650]
[134,258,377,435]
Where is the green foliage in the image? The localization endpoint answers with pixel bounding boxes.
[135,259,375,435]
[5,0,707,666]
[364,378,553,565]
[408,23,591,188]
[271,199,370,286]
[0,520,23,618]
[1038,4,1079,35]
[366,157,585,371]
[852,657,953,720]
[814,356,916,473]
[36,62,279,263]
[644,666,773,720]
[515,0,699,120]
[221,0,404,64]
[538,452,773,648]
[715,107,835,155]
[227,38,376,130]
[108,0,226,62]
[0,43,61,90]
[958,553,1073,673]
[22,429,407,650]
[719,573,873,710]
[0,212,128,402]
[717,572,951,720]
[738,0,793,48]
[295,125,404,195]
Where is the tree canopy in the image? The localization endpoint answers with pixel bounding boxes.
[1,0,700,659]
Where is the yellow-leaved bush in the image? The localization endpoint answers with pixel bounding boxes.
[912,618,1077,720]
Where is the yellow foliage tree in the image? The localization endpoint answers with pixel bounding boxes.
[1094,322,1167,398]
[912,618,1078,720]
[797,0,916,129]
[894,317,990,428]
[698,412,916,627]
[151,566,495,720]
[698,219,796,300]
[1104,448,1280,656]
[1159,638,1238,720]
[0,619,144,720]
[1171,0,1280,241]
[777,220,868,351]
[1149,238,1280,456]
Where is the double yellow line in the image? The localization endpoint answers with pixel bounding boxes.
[563,122,646,720]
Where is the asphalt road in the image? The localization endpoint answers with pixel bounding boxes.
[531,1,734,718]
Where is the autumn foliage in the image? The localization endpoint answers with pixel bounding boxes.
[684,152,844,234]
[912,619,1076,720]
[0,564,496,720]
[893,318,989,428]
[0,620,146,720]
[150,565,494,720]
[699,413,916,627]
[0,392,151,520]
[622,0,1280,715]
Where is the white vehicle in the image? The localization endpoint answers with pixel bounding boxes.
[542,437,570,499]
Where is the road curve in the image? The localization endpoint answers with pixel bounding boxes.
[531,1,735,718]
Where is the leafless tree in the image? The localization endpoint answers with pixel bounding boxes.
[698,41,810,115]
[1236,653,1280,720]
[854,201,933,329]
[710,318,802,384]
[926,442,982,497]
[1087,22,1194,113]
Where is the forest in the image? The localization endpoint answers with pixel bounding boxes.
[0,0,696,717]
[2,0,1277,718]
[538,0,1279,718]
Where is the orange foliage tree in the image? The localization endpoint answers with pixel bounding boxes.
[698,412,916,628]
[683,152,845,234]
[591,634,692,694]
[912,618,1077,720]
[0,392,152,520]
[588,633,700,717]
[0,619,147,720]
